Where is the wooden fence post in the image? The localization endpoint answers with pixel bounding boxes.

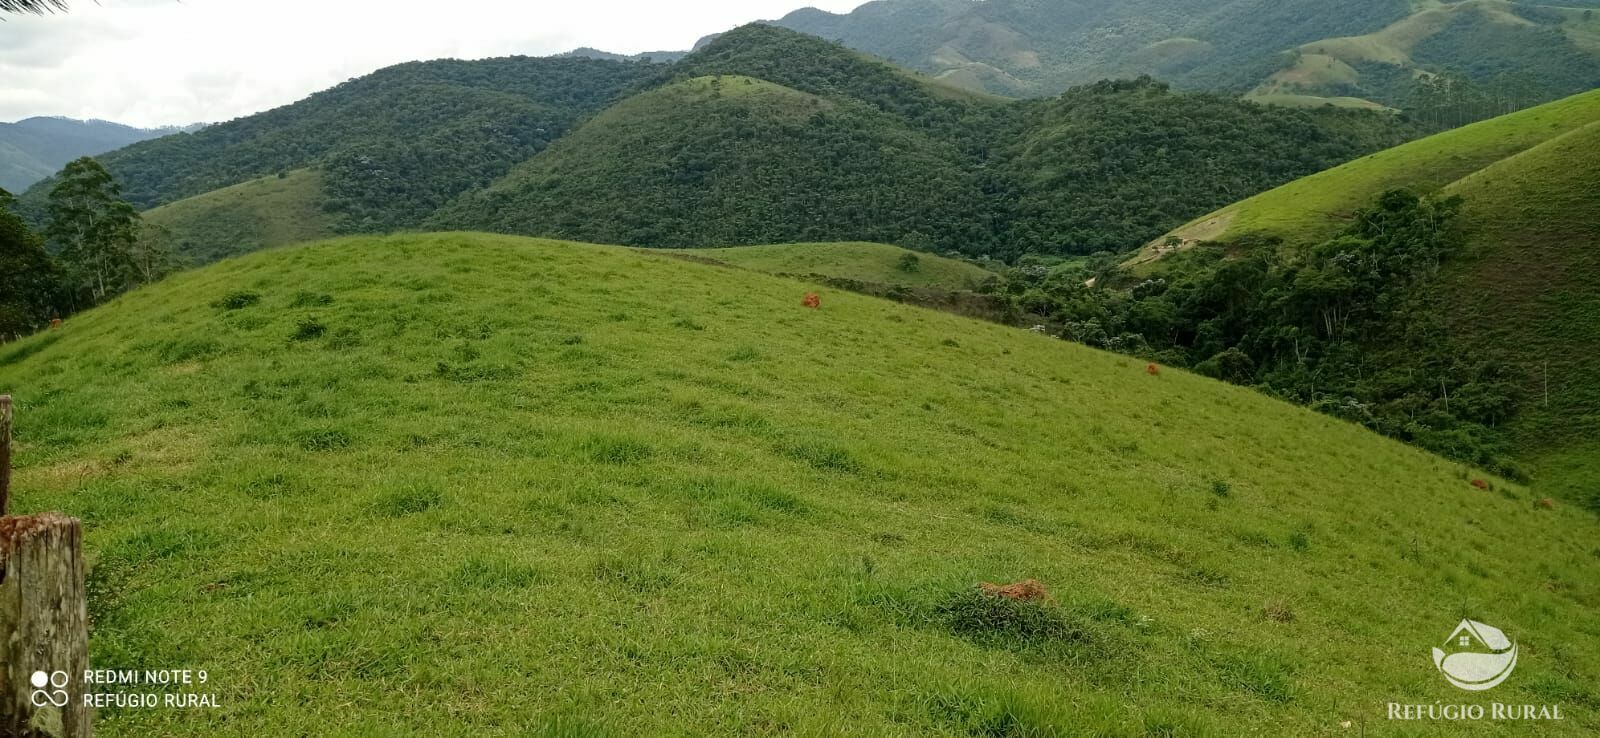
[1,395,11,516]
[0,397,93,737]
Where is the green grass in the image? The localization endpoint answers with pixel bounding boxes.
[143,168,334,266]
[1146,88,1600,251]
[2,232,1597,735]
[699,242,994,290]
[1139,92,1600,506]
[1432,120,1600,502]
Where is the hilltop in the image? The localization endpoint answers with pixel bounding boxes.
[1133,89,1600,507]
[1140,89,1600,253]
[0,232,1595,735]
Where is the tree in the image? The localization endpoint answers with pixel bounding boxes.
[46,157,142,306]
[129,221,174,285]
[0,187,63,340]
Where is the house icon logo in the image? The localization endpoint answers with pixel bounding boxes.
[1432,620,1518,691]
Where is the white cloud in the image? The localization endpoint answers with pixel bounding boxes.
[0,0,870,127]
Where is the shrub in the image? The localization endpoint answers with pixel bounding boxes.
[935,587,1089,646]
[291,291,334,307]
[372,485,444,517]
[212,291,261,310]
[292,317,327,341]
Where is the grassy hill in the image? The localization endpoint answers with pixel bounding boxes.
[1139,88,1600,257]
[1133,88,1600,507]
[1432,118,1600,508]
[700,242,992,290]
[143,169,334,267]
[0,232,1595,735]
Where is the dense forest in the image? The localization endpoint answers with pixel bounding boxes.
[995,78,1422,256]
[18,57,660,233]
[432,75,993,249]
[438,26,1426,258]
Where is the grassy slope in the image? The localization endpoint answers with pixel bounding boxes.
[143,169,334,267]
[1433,120,1600,506]
[699,242,993,289]
[1142,88,1600,254]
[1,233,1596,735]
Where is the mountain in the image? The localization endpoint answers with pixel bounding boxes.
[2,232,1596,734]
[20,56,661,233]
[1135,89,1600,506]
[429,73,996,251]
[16,25,1422,265]
[559,47,689,63]
[0,117,181,193]
[768,0,1600,112]
[436,24,1424,259]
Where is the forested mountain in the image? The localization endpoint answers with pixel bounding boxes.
[431,74,994,249]
[20,57,660,233]
[20,24,1420,265]
[769,0,1600,114]
[0,117,179,192]
[438,25,1422,258]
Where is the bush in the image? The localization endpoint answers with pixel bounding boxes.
[212,291,261,310]
[935,587,1088,646]
[291,317,327,341]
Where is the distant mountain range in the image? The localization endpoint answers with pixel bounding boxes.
[764,0,1600,108]
[558,47,689,64]
[0,117,203,193]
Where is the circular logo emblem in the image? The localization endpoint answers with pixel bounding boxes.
[1432,620,1517,691]
[29,670,70,708]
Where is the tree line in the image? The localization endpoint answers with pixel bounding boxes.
[1,158,166,339]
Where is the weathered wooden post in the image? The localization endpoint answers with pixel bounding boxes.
[0,396,93,737]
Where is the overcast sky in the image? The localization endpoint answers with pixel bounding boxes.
[0,0,870,128]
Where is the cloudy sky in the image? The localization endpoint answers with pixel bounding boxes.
[1,0,870,128]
